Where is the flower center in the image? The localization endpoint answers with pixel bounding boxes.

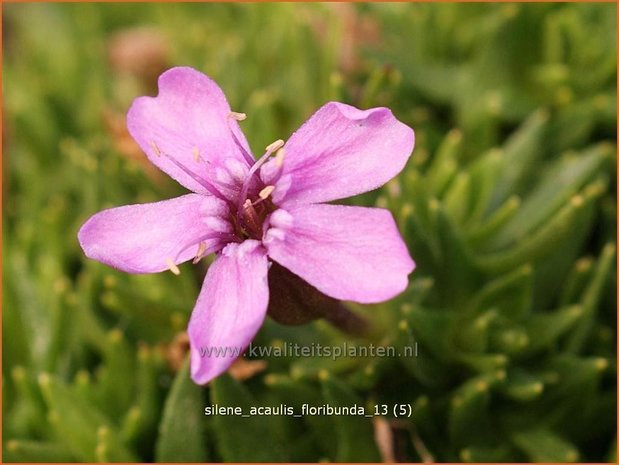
[232,137,286,241]
[232,189,277,240]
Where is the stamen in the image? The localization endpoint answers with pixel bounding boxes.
[227,114,255,166]
[259,148,286,185]
[192,147,201,162]
[166,258,181,275]
[229,111,247,121]
[266,139,285,153]
[275,148,286,168]
[192,242,208,264]
[242,199,262,235]
[173,231,237,263]
[237,140,287,217]
[259,185,275,200]
[151,141,230,204]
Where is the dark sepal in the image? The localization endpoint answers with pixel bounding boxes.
[267,261,370,336]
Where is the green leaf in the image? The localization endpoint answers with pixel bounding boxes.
[210,374,289,462]
[320,373,380,462]
[500,369,544,402]
[465,264,533,320]
[467,195,521,246]
[565,242,616,353]
[459,443,515,462]
[488,109,549,209]
[512,427,579,462]
[426,129,463,197]
[264,374,335,459]
[452,309,498,354]
[37,373,135,462]
[94,329,135,419]
[492,143,612,247]
[475,178,606,273]
[456,353,509,373]
[448,371,505,446]
[401,306,453,359]
[155,358,209,462]
[524,305,583,354]
[4,440,76,463]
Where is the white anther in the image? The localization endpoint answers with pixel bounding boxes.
[275,148,286,168]
[229,112,247,121]
[193,242,207,264]
[166,258,180,275]
[259,185,275,200]
[266,139,285,153]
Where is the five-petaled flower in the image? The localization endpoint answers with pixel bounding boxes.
[78,67,415,384]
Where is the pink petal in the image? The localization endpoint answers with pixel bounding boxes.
[264,204,414,303]
[188,240,269,384]
[127,67,253,196]
[78,194,229,273]
[269,102,414,206]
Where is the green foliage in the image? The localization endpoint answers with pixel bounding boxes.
[155,358,209,462]
[3,3,616,462]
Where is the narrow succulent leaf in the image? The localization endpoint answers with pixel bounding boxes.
[475,178,605,273]
[465,264,533,320]
[398,313,453,387]
[320,373,381,462]
[456,353,509,373]
[547,99,607,153]
[465,148,504,225]
[511,427,579,462]
[443,172,472,225]
[467,195,520,246]
[459,444,516,462]
[210,374,289,461]
[489,324,530,356]
[430,200,480,303]
[543,356,609,403]
[565,243,616,353]
[9,253,51,370]
[263,374,336,458]
[524,305,584,355]
[401,306,453,359]
[409,396,440,458]
[155,357,209,462]
[426,129,463,197]
[452,309,498,354]
[500,369,545,402]
[492,144,612,248]
[37,373,135,462]
[4,440,76,463]
[448,371,505,446]
[96,425,139,462]
[400,203,441,273]
[488,109,548,209]
[122,345,164,450]
[95,329,135,419]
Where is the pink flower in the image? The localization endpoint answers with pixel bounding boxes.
[78,67,415,384]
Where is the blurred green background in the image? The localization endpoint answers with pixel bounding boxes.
[3,2,617,462]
